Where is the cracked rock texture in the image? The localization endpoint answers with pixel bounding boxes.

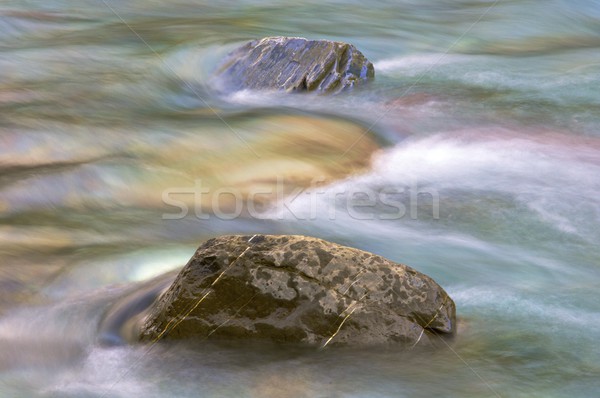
[213,37,374,93]
[139,235,455,347]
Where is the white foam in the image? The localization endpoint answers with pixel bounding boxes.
[376,54,468,74]
[225,88,279,105]
[270,129,600,243]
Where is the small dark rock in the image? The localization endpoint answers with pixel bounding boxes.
[213,37,375,94]
[138,235,455,347]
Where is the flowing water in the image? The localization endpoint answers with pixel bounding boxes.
[2,1,600,397]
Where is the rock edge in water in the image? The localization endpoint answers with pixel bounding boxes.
[213,37,375,94]
[138,235,456,347]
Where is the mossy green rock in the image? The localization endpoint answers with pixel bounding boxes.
[213,37,375,93]
[139,235,455,347]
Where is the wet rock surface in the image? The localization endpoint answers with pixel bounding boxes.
[213,37,375,93]
[139,235,455,347]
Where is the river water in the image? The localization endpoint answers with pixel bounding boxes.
[1,1,600,397]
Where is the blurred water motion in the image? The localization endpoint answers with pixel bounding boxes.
[1,1,600,397]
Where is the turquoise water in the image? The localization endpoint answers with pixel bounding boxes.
[1,1,600,397]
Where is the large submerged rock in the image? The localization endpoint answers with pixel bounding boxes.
[213,37,375,94]
[139,235,455,347]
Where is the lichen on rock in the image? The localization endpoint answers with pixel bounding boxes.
[138,235,456,348]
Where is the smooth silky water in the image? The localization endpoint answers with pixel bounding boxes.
[1,1,600,397]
